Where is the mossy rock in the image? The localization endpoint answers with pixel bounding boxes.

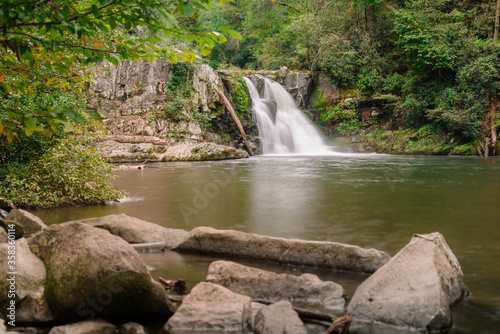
[27,222,174,322]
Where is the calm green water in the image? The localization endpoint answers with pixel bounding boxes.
[34,154,500,333]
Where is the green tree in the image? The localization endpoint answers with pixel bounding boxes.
[0,0,240,141]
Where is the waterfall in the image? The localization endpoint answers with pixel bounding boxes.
[244,77,332,155]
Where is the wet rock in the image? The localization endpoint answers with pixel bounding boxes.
[0,238,54,322]
[254,301,307,334]
[28,222,174,321]
[347,232,468,332]
[164,282,252,331]
[6,209,47,237]
[0,197,16,212]
[119,322,148,334]
[48,319,117,334]
[176,227,390,273]
[72,213,188,249]
[207,260,345,311]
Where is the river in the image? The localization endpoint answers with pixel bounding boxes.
[33,154,500,333]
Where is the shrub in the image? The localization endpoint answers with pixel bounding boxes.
[0,138,125,208]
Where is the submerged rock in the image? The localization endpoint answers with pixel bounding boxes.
[164,282,252,331]
[6,209,47,237]
[347,232,468,332]
[207,260,345,311]
[176,227,390,273]
[254,301,307,334]
[71,213,188,249]
[27,222,174,321]
[48,319,117,334]
[0,238,54,322]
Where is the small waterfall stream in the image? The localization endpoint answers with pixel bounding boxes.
[244,77,332,155]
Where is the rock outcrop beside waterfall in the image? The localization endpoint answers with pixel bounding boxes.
[88,60,251,162]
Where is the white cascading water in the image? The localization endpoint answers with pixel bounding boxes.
[244,77,332,155]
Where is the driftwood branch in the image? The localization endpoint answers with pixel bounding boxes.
[327,314,352,334]
[214,86,255,156]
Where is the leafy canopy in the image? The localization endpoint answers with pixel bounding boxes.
[0,0,241,142]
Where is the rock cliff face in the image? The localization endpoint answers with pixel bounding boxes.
[87,61,251,162]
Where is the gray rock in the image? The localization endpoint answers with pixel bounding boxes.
[48,319,117,334]
[89,59,171,117]
[176,227,390,273]
[254,301,307,334]
[0,209,8,219]
[28,222,174,321]
[0,227,7,243]
[207,260,345,311]
[0,219,24,239]
[94,140,249,162]
[347,232,468,332]
[164,282,252,331]
[0,238,54,322]
[249,302,266,329]
[315,73,341,104]
[192,64,224,113]
[119,322,148,334]
[162,142,249,161]
[71,213,188,249]
[6,209,47,237]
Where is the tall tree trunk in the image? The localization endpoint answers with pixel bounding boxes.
[495,0,500,43]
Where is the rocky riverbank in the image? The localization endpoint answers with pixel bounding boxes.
[0,208,469,333]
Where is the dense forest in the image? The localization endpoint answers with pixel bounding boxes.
[195,0,500,156]
[1,0,499,207]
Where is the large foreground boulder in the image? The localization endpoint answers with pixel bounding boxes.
[207,261,345,311]
[0,238,54,322]
[254,301,307,334]
[28,222,174,321]
[6,209,47,237]
[70,214,188,249]
[176,227,390,273]
[347,233,468,332]
[164,282,252,331]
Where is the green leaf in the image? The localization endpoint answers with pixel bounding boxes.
[105,55,120,67]
[91,5,100,17]
[226,30,242,39]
